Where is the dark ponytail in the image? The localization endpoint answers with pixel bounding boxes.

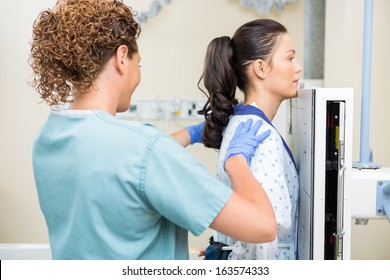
[198,19,287,150]
[198,36,238,149]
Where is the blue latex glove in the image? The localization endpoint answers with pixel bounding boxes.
[224,119,271,167]
[185,121,205,145]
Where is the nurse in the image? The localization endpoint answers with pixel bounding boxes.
[29,0,276,259]
[197,19,303,260]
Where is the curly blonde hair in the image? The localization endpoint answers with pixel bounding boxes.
[29,0,141,106]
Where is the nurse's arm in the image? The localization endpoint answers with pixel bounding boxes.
[170,128,191,147]
[210,155,277,244]
[171,121,205,147]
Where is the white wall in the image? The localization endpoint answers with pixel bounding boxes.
[0,0,52,243]
[1,0,388,259]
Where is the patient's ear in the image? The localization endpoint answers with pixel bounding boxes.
[253,59,267,79]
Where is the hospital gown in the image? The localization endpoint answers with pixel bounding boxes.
[213,103,299,260]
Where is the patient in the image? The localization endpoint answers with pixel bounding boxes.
[197,19,303,260]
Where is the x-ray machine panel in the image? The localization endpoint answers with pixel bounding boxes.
[292,88,353,260]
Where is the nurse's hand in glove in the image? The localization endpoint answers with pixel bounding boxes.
[185,121,205,145]
[224,119,270,169]
[171,121,205,147]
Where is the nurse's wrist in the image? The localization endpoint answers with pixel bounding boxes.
[185,121,205,145]
[224,154,247,174]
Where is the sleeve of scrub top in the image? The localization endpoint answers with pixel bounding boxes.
[142,134,233,236]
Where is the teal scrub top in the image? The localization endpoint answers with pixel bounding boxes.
[33,110,232,259]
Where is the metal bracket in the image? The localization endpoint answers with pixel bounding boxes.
[376,180,390,223]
